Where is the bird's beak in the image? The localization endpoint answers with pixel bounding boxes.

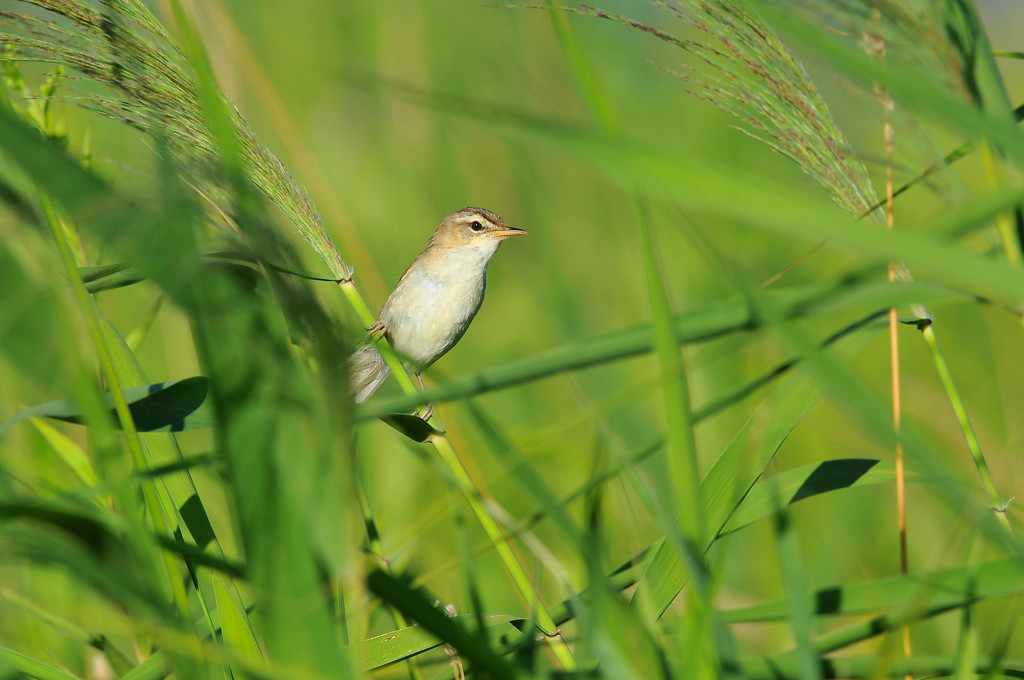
[493,226,527,240]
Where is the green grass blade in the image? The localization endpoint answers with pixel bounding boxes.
[919,322,1012,530]
[633,322,884,616]
[117,653,171,680]
[722,557,1023,621]
[0,647,83,680]
[637,198,702,543]
[28,418,100,489]
[358,279,962,418]
[735,654,1024,679]
[770,483,821,680]
[366,569,522,680]
[354,614,520,671]
[636,196,716,671]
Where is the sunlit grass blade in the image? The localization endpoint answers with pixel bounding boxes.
[28,418,100,489]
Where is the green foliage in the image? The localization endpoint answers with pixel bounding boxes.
[1,0,1023,678]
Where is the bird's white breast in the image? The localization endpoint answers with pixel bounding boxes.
[379,246,491,369]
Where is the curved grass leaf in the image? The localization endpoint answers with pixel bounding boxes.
[1,377,214,434]
[113,652,170,680]
[720,459,911,536]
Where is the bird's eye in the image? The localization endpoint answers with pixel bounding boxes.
[470,220,483,232]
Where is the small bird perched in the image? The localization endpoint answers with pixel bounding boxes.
[350,207,526,407]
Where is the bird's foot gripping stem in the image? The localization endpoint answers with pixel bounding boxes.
[413,374,433,421]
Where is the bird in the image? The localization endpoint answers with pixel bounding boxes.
[349,207,526,410]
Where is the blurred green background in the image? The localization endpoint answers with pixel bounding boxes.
[3,0,1024,676]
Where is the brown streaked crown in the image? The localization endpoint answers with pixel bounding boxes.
[428,207,525,247]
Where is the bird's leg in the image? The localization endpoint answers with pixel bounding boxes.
[367,321,387,339]
[413,373,434,421]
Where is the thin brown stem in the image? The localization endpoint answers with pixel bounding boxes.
[870,10,912,669]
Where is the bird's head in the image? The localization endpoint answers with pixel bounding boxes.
[428,207,526,253]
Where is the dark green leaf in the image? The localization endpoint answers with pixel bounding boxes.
[79,262,145,293]
[379,414,443,443]
[721,459,910,535]
[366,569,521,680]
[1,377,214,434]
[355,614,520,671]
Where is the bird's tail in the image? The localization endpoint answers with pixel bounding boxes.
[350,343,391,403]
